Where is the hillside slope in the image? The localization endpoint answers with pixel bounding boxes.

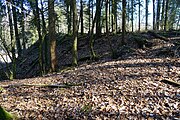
[0,31,180,119]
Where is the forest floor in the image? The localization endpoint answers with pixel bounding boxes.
[0,31,180,119]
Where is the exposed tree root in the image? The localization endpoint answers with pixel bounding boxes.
[1,83,81,89]
[161,79,180,87]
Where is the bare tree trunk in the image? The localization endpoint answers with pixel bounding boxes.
[72,0,78,66]
[48,0,58,71]
[161,0,165,30]
[96,0,102,38]
[21,0,26,50]
[12,0,22,56]
[138,0,141,32]
[156,0,161,30]
[131,0,134,32]
[106,0,109,33]
[80,0,84,35]
[164,0,169,31]
[7,0,16,79]
[145,0,148,30]
[153,0,156,30]
[121,0,126,45]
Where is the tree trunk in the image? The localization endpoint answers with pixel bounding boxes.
[21,0,26,50]
[164,0,169,31]
[138,0,141,32]
[121,0,126,45]
[156,0,161,30]
[145,0,148,30]
[96,0,101,38]
[161,0,165,30]
[106,0,109,33]
[153,0,156,30]
[12,0,22,56]
[80,0,84,35]
[48,0,58,71]
[41,0,49,72]
[35,0,43,75]
[7,0,16,79]
[131,0,134,32]
[112,0,115,33]
[88,0,91,34]
[72,0,78,66]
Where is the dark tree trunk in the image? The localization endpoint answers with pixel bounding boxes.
[12,0,22,56]
[106,0,109,33]
[138,0,141,32]
[145,0,148,30]
[164,0,169,31]
[121,0,126,45]
[156,0,161,30]
[96,0,101,38]
[153,0,156,30]
[131,0,134,32]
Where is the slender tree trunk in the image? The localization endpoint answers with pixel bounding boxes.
[88,0,91,34]
[138,0,141,32]
[80,0,84,35]
[161,0,165,30]
[96,0,102,38]
[21,0,26,50]
[156,0,161,30]
[121,0,126,45]
[48,0,58,71]
[106,0,109,33]
[35,0,43,75]
[127,0,130,31]
[41,0,49,72]
[7,0,16,79]
[145,0,148,30]
[131,0,134,32]
[66,1,71,35]
[72,0,78,66]
[112,0,115,33]
[153,0,156,30]
[164,0,169,31]
[12,0,22,56]
[89,0,104,59]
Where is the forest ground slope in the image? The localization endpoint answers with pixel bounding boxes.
[0,31,180,119]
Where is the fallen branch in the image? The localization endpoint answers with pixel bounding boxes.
[1,83,81,89]
[161,79,180,87]
[148,31,169,41]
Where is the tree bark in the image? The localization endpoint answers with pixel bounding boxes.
[80,0,84,35]
[48,0,58,71]
[121,0,126,45]
[156,0,161,30]
[12,0,22,56]
[72,0,78,66]
[7,0,16,79]
[153,0,156,30]
[96,0,102,38]
[164,0,169,31]
[145,0,148,30]
[131,0,134,32]
[138,0,141,32]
